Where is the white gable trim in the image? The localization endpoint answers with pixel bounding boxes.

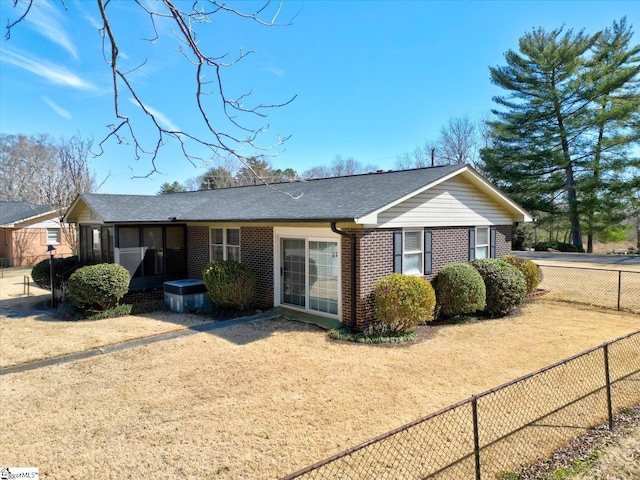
[355,165,532,225]
[64,196,105,224]
[2,209,60,228]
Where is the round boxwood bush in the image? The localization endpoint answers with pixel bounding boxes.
[32,255,81,290]
[202,261,255,312]
[374,273,436,332]
[502,255,540,294]
[470,258,526,318]
[68,263,130,310]
[435,263,486,317]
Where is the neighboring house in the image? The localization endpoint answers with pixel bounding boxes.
[0,201,74,267]
[64,164,532,330]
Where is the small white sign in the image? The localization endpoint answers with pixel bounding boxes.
[0,468,38,479]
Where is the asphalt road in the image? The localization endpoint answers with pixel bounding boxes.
[511,251,640,266]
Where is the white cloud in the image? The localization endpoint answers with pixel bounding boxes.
[128,97,180,132]
[41,96,72,119]
[265,66,286,77]
[26,0,78,59]
[0,48,97,91]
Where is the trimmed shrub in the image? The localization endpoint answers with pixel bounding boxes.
[202,261,255,312]
[68,263,131,310]
[32,255,81,290]
[374,273,436,332]
[533,241,584,253]
[470,258,526,317]
[435,263,486,317]
[502,255,540,294]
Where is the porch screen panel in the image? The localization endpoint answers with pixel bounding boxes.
[309,241,338,315]
[143,227,164,275]
[282,238,306,308]
[165,226,186,274]
[118,227,142,278]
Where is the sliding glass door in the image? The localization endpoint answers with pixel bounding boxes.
[280,236,339,316]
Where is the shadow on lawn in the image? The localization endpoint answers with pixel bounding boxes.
[203,315,323,346]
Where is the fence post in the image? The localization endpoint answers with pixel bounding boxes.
[603,343,614,431]
[472,396,481,480]
[617,270,622,311]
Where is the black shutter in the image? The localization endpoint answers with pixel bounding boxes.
[424,228,433,275]
[490,226,497,259]
[469,228,476,261]
[393,230,403,273]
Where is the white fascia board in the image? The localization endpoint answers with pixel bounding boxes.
[63,195,104,224]
[354,165,533,225]
[8,209,60,228]
[460,169,534,223]
[354,165,468,225]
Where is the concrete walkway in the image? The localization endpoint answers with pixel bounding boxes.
[0,311,280,376]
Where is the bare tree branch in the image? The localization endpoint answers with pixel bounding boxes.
[5,0,296,188]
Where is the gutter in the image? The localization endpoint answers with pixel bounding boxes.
[331,222,357,331]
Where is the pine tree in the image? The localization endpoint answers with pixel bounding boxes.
[482,20,640,250]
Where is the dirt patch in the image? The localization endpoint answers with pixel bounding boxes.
[1,299,638,479]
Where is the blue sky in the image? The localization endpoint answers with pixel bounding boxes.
[1,0,638,195]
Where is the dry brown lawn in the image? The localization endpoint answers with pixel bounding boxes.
[2,297,639,479]
[580,429,640,479]
[0,268,211,367]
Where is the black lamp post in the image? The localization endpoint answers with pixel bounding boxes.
[47,244,56,308]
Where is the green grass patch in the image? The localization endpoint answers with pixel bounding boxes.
[329,327,417,344]
[550,450,605,480]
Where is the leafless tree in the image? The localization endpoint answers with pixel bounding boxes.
[395,143,436,169]
[5,0,296,181]
[439,116,478,166]
[302,155,377,179]
[0,133,97,253]
[396,116,482,169]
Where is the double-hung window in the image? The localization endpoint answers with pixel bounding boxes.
[393,229,432,275]
[402,230,423,275]
[47,228,61,245]
[210,228,240,262]
[475,227,490,259]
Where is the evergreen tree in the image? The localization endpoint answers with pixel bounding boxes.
[482,20,640,250]
[199,166,236,190]
[158,181,187,195]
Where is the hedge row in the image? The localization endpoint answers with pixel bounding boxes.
[373,256,540,332]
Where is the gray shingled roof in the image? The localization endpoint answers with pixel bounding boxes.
[0,201,56,226]
[77,164,465,223]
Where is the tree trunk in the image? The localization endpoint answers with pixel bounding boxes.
[552,87,582,249]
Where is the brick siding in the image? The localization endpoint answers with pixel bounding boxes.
[240,226,274,310]
[495,224,512,259]
[187,226,209,278]
[349,224,513,330]
[185,222,513,329]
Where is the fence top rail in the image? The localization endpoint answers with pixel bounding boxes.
[539,264,639,274]
[280,395,475,479]
[280,328,640,479]
[474,329,640,401]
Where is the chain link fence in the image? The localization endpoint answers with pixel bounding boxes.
[282,330,640,480]
[538,265,640,313]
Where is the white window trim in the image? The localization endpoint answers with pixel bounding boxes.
[47,227,61,245]
[273,227,341,320]
[209,227,241,262]
[476,226,490,259]
[403,229,423,276]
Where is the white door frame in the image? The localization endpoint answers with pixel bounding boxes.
[273,227,342,319]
